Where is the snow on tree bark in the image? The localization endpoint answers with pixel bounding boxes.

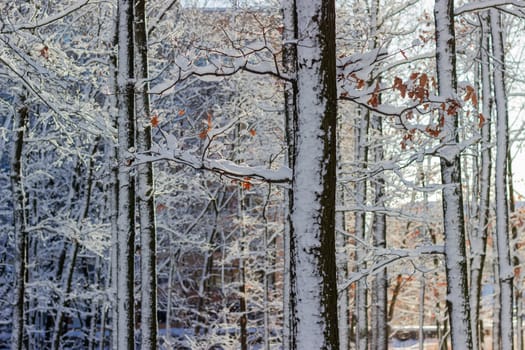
[354,108,369,350]
[469,14,492,350]
[434,0,472,349]
[336,122,349,350]
[116,0,136,348]
[490,8,514,350]
[368,1,387,347]
[281,1,297,349]
[10,98,29,350]
[135,0,159,348]
[371,110,387,350]
[288,0,339,349]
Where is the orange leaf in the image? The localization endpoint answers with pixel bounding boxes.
[151,115,160,127]
[478,113,485,128]
[178,109,185,116]
[410,72,419,81]
[199,112,213,139]
[419,73,428,88]
[356,78,366,90]
[40,46,49,59]
[249,128,256,136]
[367,93,379,107]
[241,177,252,190]
[425,126,441,137]
[351,73,365,90]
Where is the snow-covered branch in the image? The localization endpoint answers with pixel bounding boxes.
[1,0,92,33]
[338,245,444,293]
[455,0,525,16]
[137,145,291,184]
[150,46,285,95]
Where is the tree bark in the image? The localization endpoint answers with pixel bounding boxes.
[434,0,472,348]
[116,1,136,348]
[371,110,387,350]
[281,1,297,349]
[490,8,514,350]
[134,0,158,348]
[354,108,369,350]
[469,13,492,350]
[10,98,29,350]
[288,0,339,348]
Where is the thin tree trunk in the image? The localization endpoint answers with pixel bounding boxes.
[262,183,273,350]
[371,111,387,350]
[434,0,472,348]
[355,108,369,350]
[288,0,339,348]
[281,1,297,348]
[238,187,248,350]
[470,13,492,350]
[10,98,29,350]
[493,258,501,350]
[418,274,426,350]
[135,0,158,348]
[509,155,522,350]
[336,175,348,349]
[108,11,120,350]
[116,1,136,348]
[490,8,514,350]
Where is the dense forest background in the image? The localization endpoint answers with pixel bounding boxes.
[1,0,525,349]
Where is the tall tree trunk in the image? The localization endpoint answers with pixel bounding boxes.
[434,0,472,349]
[238,188,248,350]
[262,183,273,350]
[509,154,522,350]
[116,0,136,348]
[336,146,349,349]
[134,0,158,348]
[108,10,120,350]
[10,98,29,350]
[469,13,492,350]
[490,8,514,350]
[288,0,339,348]
[281,1,297,348]
[354,108,369,350]
[368,0,386,346]
[371,110,387,350]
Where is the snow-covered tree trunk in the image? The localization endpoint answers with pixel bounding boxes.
[371,110,387,350]
[354,108,369,350]
[434,0,472,349]
[281,1,297,349]
[134,0,158,348]
[368,0,387,346]
[288,0,339,348]
[107,15,120,349]
[490,8,514,350]
[508,155,521,349]
[469,14,492,350]
[116,0,136,348]
[493,259,501,350]
[336,139,348,349]
[10,98,29,350]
